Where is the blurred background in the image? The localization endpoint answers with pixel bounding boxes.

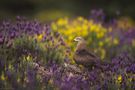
[0,0,135,22]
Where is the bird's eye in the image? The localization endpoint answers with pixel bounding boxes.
[77,37,81,40]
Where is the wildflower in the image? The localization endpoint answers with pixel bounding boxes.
[51,22,57,30]
[37,34,43,41]
[0,37,4,45]
[100,48,106,59]
[97,32,104,38]
[113,38,119,45]
[1,72,5,81]
[26,55,32,61]
[99,41,104,47]
[77,16,84,21]
[8,64,12,69]
[117,75,122,83]
[57,17,68,26]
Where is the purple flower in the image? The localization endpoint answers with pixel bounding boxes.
[126,64,135,73]
[0,37,4,44]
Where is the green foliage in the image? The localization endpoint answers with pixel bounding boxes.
[12,34,65,65]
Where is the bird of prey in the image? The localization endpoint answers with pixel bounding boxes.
[73,37,100,68]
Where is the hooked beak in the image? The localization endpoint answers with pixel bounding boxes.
[74,38,78,42]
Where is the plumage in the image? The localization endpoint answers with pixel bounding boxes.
[73,37,100,67]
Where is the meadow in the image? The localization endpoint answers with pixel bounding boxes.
[0,11,135,90]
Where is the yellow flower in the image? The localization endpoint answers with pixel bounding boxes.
[82,30,87,36]
[99,41,104,47]
[82,24,88,30]
[105,37,112,43]
[1,72,5,81]
[26,55,31,61]
[90,25,96,32]
[57,17,68,26]
[97,32,104,39]
[51,22,57,30]
[69,36,73,41]
[37,34,43,41]
[76,26,82,31]
[66,29,73,35]
[71,59,75,64]
[128,77,132,82]
[113,38,119,45]
[77,16,84,21]
[117,75,122,83]
[84,19,88,24]
[8,64,12,69]
[100,48,106,59]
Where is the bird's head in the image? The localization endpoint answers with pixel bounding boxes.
[74,36,87,50]
[74,37,85,42]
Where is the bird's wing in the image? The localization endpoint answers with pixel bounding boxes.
[74,49,99,65]
[76,49,98,58]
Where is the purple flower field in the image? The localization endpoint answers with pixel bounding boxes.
[0,15,135,90]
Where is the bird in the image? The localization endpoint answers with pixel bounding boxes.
[73,36,100,68]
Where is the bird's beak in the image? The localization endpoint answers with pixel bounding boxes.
[73,38,77,42]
